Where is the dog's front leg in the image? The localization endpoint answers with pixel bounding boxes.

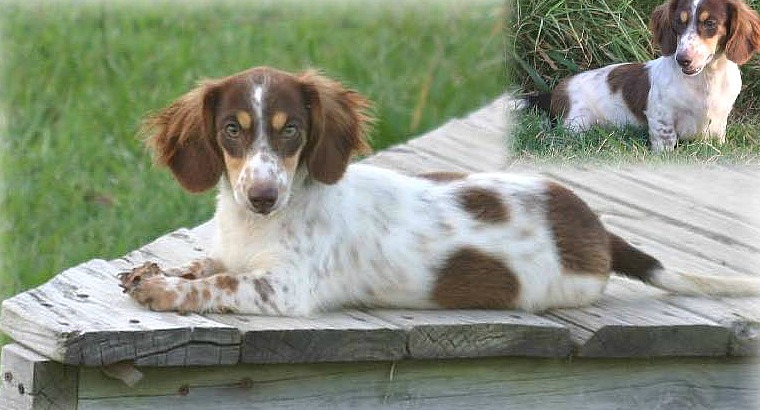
[119,263,306,315]
[646,105,678,152]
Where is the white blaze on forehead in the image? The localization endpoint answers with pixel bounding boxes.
[251,82,267,141]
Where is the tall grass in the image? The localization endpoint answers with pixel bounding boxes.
[0,0,506,328]
[508,0,760,160]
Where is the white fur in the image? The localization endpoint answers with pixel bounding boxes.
[207,165,609,316]
[558,0,748,152]
[559,55,741,151]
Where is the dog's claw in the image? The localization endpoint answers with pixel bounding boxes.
[119,262,164,293]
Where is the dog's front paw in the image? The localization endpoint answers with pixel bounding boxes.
[119,262,164,292]
[119,262,179,311]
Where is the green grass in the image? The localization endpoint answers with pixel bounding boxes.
[0,0,506,330]
[511,111,760,164]
[508,0,760,161]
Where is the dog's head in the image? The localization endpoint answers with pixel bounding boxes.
[651,0,760,75]
[144,67,372,215]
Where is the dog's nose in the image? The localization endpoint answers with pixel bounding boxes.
[676,54,692,68]
[248,186,278,213]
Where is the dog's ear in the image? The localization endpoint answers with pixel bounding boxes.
[650,1,678,56]
[299,71,373,185]
[725,0,760,65]
[143,81,224,193]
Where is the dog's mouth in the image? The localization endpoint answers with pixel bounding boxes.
[681,66,703,76]
[681,54,713,76]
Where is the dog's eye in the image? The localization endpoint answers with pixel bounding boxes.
[225,122,241,137]
[282,124,299,138]
[703,19,717,30]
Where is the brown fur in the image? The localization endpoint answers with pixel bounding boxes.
[608,233,663,282]
[607,63,651,122]
[725,0,760,64]
[144,67,373,192]
[253,278,275,303]
[456,186,510,224]
[215,274,239,294]
[651,0,760,64]
[549,80,571,119]
[433,247,520,309]
[651,0,680,56]
[544,182,611,275]
[143,82,224,193]
[299,70,373,185]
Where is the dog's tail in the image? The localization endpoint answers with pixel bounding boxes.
[523,92,553,113]
[609,232,760,296]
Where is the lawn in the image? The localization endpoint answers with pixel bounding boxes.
[0,0,507,333]
[507,0,760,163]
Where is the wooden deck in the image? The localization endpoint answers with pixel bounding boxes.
[2,94,760,409]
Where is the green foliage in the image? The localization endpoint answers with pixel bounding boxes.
[509,0,759,115]
[509,0,760,159]
[0,0,505,309]
[512,111,760,164]
[508,0,656,92]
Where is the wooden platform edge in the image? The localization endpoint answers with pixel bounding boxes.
[0,343,77,410]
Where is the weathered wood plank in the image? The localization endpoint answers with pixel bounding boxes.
[542,167,760,253]
[76,357,760,410]
[609,166,760,229]
[371,310,572,359]
[0,258,241,366]
[209,310,407,364]
[0,343,78,410]
[546,287,731,357]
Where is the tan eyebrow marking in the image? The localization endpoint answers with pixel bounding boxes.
[236,111,252,130]
[699,10,709,22]
[272,111,287,132]
[680,10,689,23]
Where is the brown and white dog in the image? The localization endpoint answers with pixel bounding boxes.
[120,66,760,315]
[529,0,760,151]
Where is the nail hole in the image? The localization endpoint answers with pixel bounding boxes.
[178,384,190,396]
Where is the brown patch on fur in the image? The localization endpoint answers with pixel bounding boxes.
[236,111,252,130]
[544,182,611,275]
[215,274,239,294]
[550,80,571,119]
[607,63,650,123]
[651,1,679,55]
[725,0,760,64]
[202,288,212,301]
[271,111,287,132]
[433,247,520,309]
[254,278,274,303]
[143,81,225,193]
[608,232,663,282]
[418,171,468,183]
[179,287,200,312]
[223,152,245,184]
[299,70,373,185]
[456,186,510,224]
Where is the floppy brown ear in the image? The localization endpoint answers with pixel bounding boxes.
[650,1,677,56]
[299,71,373,185]
[143,82,224,193]
[725,0,760,65]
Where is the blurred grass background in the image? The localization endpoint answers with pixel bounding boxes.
[507,0,760,162]
[0,0,507,333]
